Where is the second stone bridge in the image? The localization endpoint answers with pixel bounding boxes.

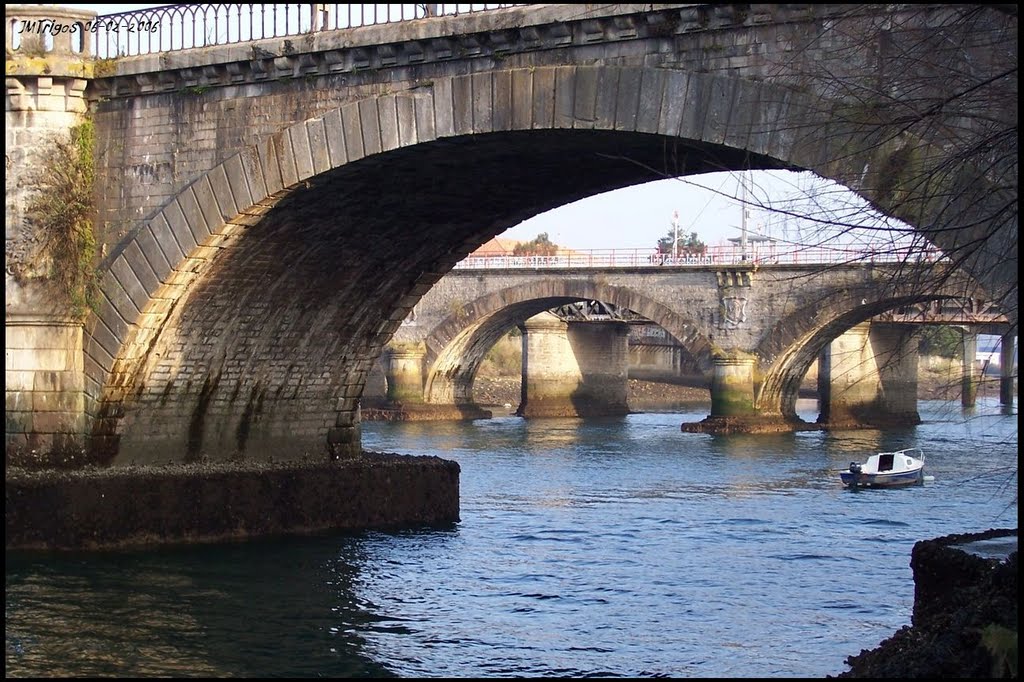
[371,262,1004,431]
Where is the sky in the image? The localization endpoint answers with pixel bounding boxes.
[57,4,913,253]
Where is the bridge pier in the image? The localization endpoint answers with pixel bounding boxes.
[960,328,981,408]
[680,354,812,433]
[366,342,490,421]
[817,323,921,428]
[709,356,756,417]
[516,312,630,418]
[385,342,427,405]
[999,332,1017,406]
[366,341,491,421]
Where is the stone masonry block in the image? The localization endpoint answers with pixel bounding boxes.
[704,74,738,146]
[511,68,534,130]
[32,410,86,434]
[305,118,331,174]
[4,326,75,350]
[6,349,72,372]
[413,92,436,142]
[93,297,130,348]
[658,70,692,138]
[149,213,187,269]
[33,390,85,413]
[207,164,240,223]
[287,122,315,181]
[492,70,512,131]
[531,66,556,129]
[358,98,382,157]
[6,368,36,391]
[273,128,300,189]
[472,72,493,134]
[322,108,348,169]
[396,94,417,146]
[613,66,641,131]
[256,136,285,198]
[238,145,270,203]
[593,67,619,129]
[724,78,763,152]
[377,95,400,152]
[100,271,142,324]
[122,241,162,297]
[553,66,575,129]
[452,74,473,134]
[108,254,150,314]
[6,390,32,412]
[679,71,713,142]
[161,199,201,256]
[571,66,598,129]
[636,68,667,133]
[341,102,365,161]
[431,77,454,138]
[222,154,255,213]
[83,336,114,376]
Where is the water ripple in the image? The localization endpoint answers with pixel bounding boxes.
[6,406,1016,678]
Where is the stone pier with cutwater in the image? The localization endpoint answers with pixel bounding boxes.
[516,311,631,418]
[816,322,921,428]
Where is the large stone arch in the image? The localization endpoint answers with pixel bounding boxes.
[420,279,712,405]
[753,268,988,419]
[81,63,971,464]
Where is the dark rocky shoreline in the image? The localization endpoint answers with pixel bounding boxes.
[835,528,1017,678]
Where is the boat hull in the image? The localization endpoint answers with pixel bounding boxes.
[840,468,924,488]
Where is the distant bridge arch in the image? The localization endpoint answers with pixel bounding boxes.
[754,276,996,421]
[420,279,712,406]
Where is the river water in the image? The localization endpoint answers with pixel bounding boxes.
[5,399,1017,678]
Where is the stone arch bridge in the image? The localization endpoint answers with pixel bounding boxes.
[5,3,1016,468]
[370,263,1010,429]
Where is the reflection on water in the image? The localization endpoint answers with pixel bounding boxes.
[6,399,1016,678]
[6,538,398,678]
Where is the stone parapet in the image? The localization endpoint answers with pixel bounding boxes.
[5,5,96,78]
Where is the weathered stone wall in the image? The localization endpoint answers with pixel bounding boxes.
[6,5,96,463]
[5,452,460,551]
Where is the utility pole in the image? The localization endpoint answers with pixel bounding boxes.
[672,210,680,259]
[739,173,749,261]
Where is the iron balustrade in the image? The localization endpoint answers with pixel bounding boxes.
[451,244,946,269]
[91,3,520,58]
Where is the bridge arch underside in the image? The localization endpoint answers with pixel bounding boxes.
[753,280,982,422]
[84,62,1005,465]
[92,126,758,465]
[421,283,711,407]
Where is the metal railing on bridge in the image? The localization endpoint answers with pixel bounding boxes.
[90,3,520,58]
[452,244,946,270]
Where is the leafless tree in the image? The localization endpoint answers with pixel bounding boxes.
[752,4,1017,330]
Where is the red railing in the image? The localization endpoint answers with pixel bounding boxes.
[452,244,945,269]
